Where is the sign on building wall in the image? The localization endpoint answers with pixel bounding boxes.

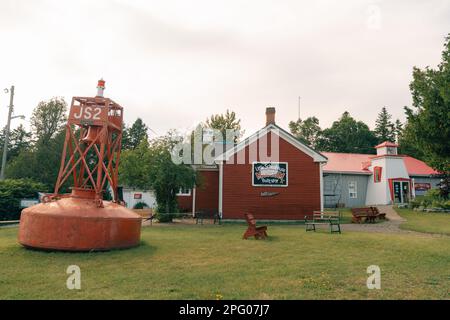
[414,183,431,191]
[252,162,288,187]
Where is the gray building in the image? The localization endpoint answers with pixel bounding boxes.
[321,145,440,207]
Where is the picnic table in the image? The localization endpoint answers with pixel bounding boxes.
[351,207,386,223]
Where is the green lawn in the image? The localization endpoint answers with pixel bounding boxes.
[0,224,449,300]
[396,208,450,236]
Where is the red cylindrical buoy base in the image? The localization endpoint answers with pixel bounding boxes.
[18,196,142,252]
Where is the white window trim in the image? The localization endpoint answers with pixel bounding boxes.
[349,181,357,199]
[176,188,191,196]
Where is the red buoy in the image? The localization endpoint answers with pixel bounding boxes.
[18,80,142,251]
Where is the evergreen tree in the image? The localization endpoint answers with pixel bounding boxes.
[122,118,149,150]
[374,107,395,143]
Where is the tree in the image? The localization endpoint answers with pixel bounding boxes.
[288,116,322,148]
[119,131,197,214]
[316,111,378,154]
[205,109,243,143]
[398,121,425,160]
[404,34,450,197]
[374,107,396,143]
[6,129,68,191]
[393,119,403,142]
[30,97,67,143]
[122,118,149,150]
[148,132,197,214]
[119,139,152,190]
[0,124,32,172]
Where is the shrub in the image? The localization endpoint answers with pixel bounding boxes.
[408,199,421,209]
[133,202,149,209]
[0,179,47,221]
[443,200,450,209]
[155,212,175,223]
[419,188,447,209]
[154,212,184,223]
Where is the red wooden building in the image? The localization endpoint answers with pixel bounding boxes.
[177,108,328,220]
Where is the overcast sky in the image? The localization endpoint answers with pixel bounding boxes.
[0,0,449,138]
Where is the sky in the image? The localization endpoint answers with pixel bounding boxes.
[0,0,449,139]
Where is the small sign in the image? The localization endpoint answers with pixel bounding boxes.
[253,162,288,187]
[414,183,431,191]
[261,192,279,197]
[20,199,39,208]
[134,193,142,200]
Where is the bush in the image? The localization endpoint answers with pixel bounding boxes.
[133,202,149,209]
[155,212,175,223]
[154,212,185,223]
[0,179,47,221]
[415,188,450,210]
[408,198,421,209]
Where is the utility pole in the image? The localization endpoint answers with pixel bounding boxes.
[1,86,15,180]
[298,96,301,120]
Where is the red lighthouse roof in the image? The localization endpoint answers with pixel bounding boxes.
[321,152,438,176]
[402,156,439,176]
[375,141,399,148]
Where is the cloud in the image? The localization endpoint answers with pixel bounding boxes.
[0,0,448,138]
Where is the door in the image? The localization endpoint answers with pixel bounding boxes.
[393,181,402,203]
[401,181,410,203]
[393,181,410,203]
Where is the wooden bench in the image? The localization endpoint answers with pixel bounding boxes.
[195,209,221,225]
[370,207,387,220]
[351,207,373,223]
[304,211,341,234]
[351,207,386,223]
[243,213,268,239]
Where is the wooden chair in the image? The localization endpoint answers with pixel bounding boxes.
[243,213,268,240]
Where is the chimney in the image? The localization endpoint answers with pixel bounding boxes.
[266,107,276,126]
[96,79,105,97]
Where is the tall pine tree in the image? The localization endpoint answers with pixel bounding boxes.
[374,107,396,143]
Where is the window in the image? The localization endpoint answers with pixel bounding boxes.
[176,187,191,196]
[374,166,382,183]
[348,181,357,199]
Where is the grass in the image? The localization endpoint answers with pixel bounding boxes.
[0,223,449,300]
[396,207,450,236]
